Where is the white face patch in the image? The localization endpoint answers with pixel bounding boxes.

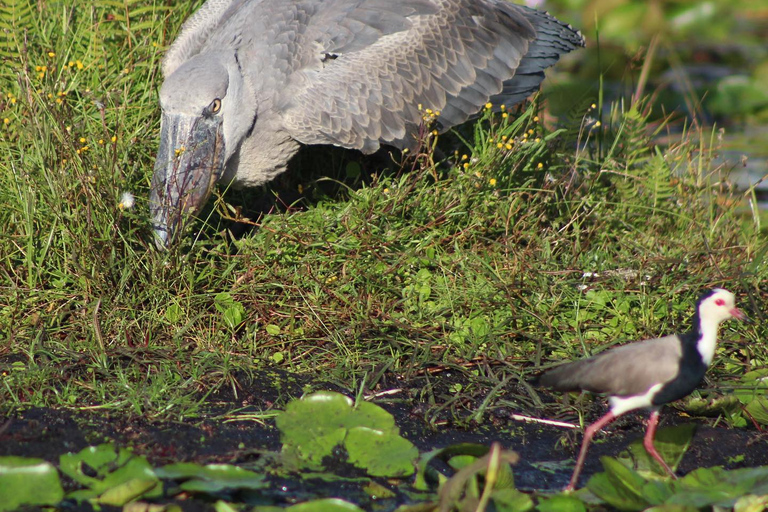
[696,288,741,365]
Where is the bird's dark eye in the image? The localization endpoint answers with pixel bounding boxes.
[210,98,221,114]
[715,298,725,306]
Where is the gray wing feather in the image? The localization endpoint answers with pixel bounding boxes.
[539,335,683,398]
[281,0,582,152]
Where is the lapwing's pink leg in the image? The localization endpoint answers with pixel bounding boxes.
[643,409,677,478]
[566,411,617,491]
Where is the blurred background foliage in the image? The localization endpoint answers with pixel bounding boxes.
[537,0,768,125]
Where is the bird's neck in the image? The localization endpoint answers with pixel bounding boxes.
[689,311,721,366]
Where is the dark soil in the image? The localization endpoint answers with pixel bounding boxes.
[3,368,767,511]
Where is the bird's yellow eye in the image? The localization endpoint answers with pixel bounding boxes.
[210,98,221,113]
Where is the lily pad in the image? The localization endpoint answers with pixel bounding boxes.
[0,457,64,511]
[536,494,585,512]
[60,444,161,504]
[156,463,266,493]
[619,424,696,476]
[286,498,365,511]
[346,426,419,477]
[276,391,417,477]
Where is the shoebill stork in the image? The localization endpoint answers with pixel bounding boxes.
[149,0,584,246]
[536,288,745,491]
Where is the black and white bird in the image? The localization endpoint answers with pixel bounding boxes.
[536,288,745,491]
[149,0,584,246]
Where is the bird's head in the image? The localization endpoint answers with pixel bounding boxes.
[698,288,746,324]
[150,52,252,247]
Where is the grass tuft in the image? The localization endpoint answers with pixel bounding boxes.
[0,0,765,424]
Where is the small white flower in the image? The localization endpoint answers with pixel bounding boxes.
[118,191,135,210]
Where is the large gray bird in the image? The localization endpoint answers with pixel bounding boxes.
[150,0,584,245]
[536,288,745,490]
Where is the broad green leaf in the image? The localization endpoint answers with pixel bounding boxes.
[643,506,698,512]
[277,391,414,475]
[286,498,365,511]
[536,495,585,512]
[346,426,417,477]
[165,303,183,323]
[734,494,768,512]
[490,488,533,512]
[60,443,119,486]
[60,444,160,502]
[733,370,768,425]
[222,305,244,329]
[156,463,266,493]
[0,457,64,511]
[586,458,650,511]
[99,478,159,506]
[620,424,695,476]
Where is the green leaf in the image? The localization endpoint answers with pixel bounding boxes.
[586,458,650,511]
[60,443,119,487]
[620,424,696,476]
[346,426,417,477]
[165,303,183,323]
[734,494,768,512]
[98,478,160,506]
[276,391,416,476]
[733,370,768,425]
[0,457,64,511]
[490,487,533,512]
[286,498,365,512]
[156,463,266,493]
[59,444,160,503]
[223,305,244,329]
[535,494,585,512]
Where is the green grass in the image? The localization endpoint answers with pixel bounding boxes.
[0,0,766,425]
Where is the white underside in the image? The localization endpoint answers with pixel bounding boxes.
[609,383,664,416]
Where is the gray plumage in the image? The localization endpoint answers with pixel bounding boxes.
[150,0,584,245]
[538,334,683,398]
